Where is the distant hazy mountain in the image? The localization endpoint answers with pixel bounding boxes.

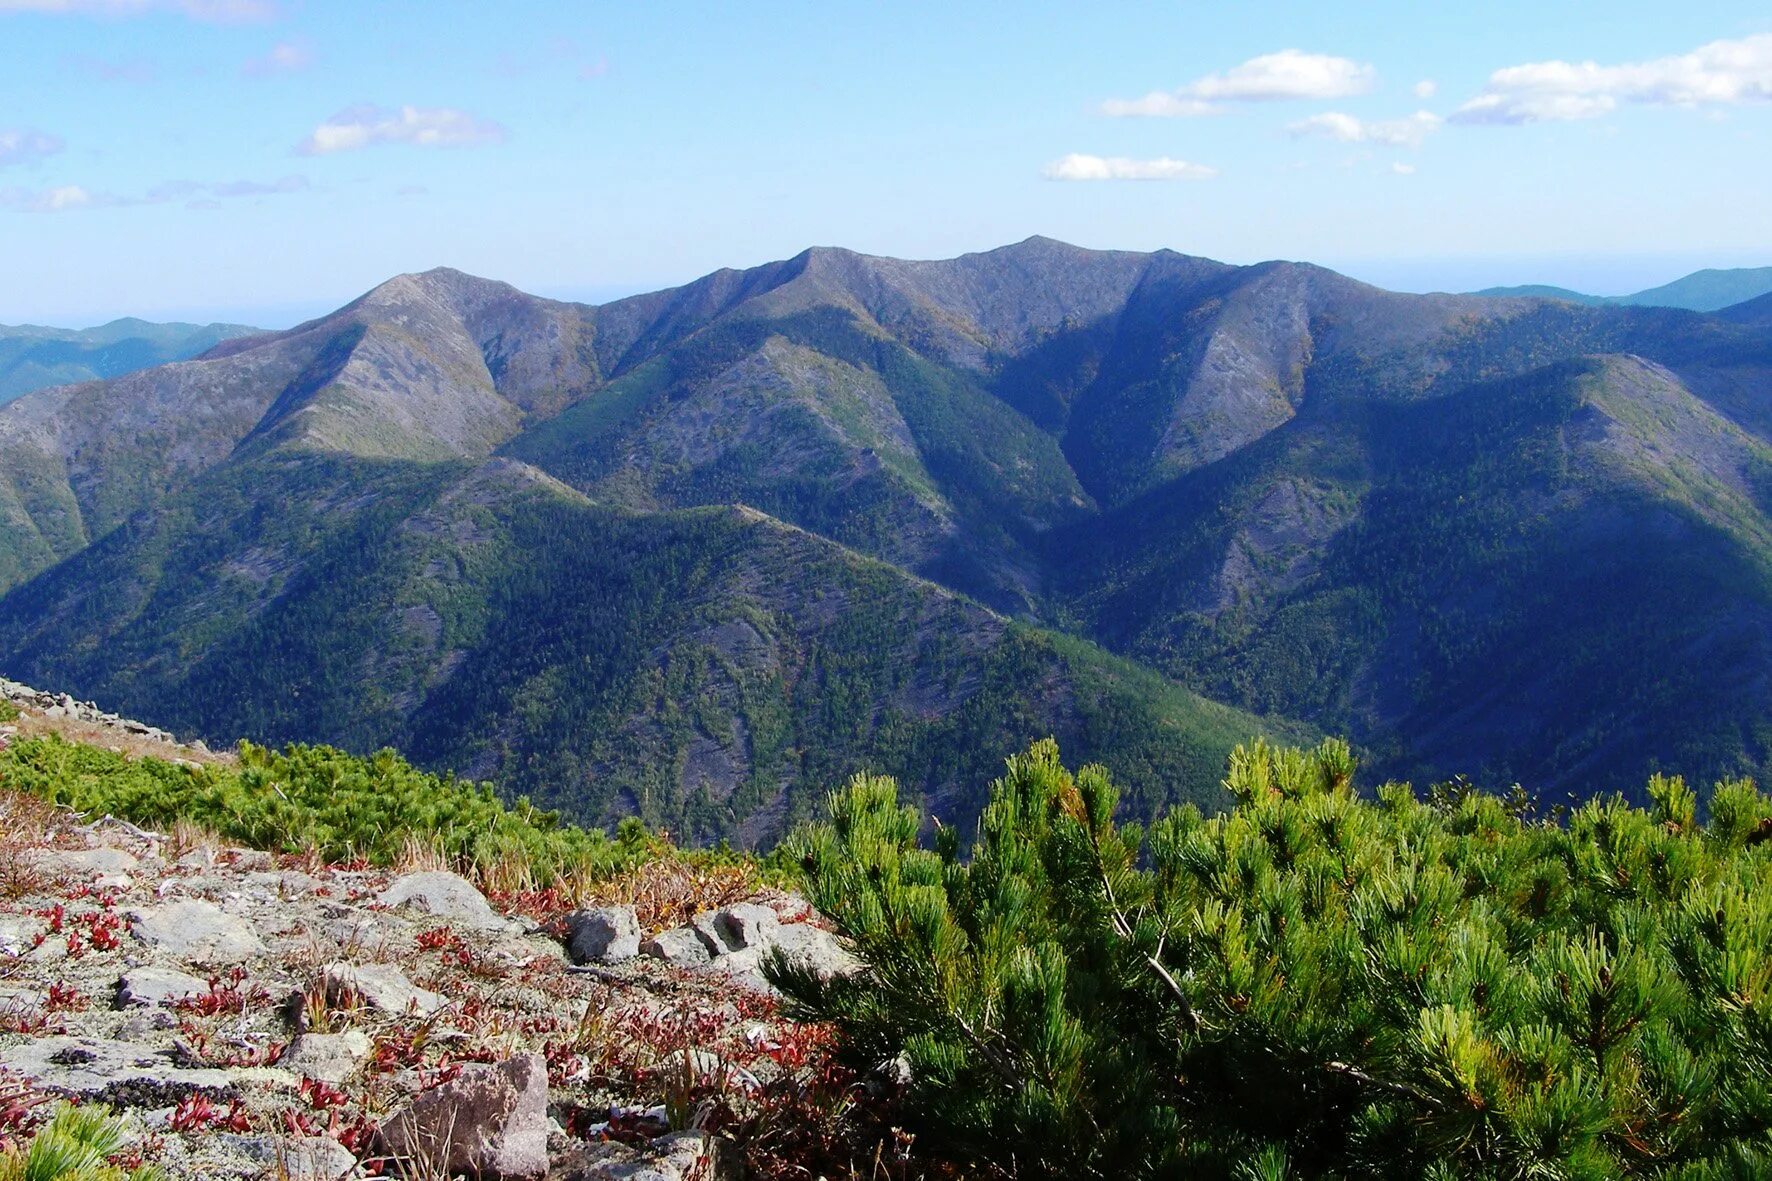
[3,238,1771,843]
[1474,266,1772,312]
[0,317,261,405]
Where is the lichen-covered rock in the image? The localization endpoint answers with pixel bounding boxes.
[279,1030,372,1082]
[29,847,139,878]
[567,905,641,964]
[0,1036,232,1102]
[128,898,266,964]
[377,871,511,932]
[377,1051,548,1179]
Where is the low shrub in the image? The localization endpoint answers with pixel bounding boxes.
[0,735,653,888]
[772,738,1772,1179]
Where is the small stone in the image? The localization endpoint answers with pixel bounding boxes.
[129,898,266,964]
[378,871,511,932]
[639,927,711,967]
[276,1135,360,1181]
[0,915,46,956]
[377,1052,548,1179]
[321,961,446,1017]
[279,1031,372,1083]
[117,966,210,1008]
[566,906,641,964]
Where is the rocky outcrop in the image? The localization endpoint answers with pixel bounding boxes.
[0,788,864,1178]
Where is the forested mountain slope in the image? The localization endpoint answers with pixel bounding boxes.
[3,237,1770,829]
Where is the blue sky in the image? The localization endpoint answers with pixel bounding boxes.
[2,0,1770,326]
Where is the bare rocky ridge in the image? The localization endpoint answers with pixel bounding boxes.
[0,787,855,1177]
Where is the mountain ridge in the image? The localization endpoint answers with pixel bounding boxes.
[3,238,1770,838]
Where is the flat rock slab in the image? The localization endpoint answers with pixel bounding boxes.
[553,1130,720,1180]
[117,966,211,1008]
[377,871,512,932]
[1,1036,232,1103]
[129,898,266,964]
[322,961,446,1017]
[29,847,139,878]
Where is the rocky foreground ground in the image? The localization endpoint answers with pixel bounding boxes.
[0,686,874,1180]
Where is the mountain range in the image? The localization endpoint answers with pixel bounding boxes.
[1473,265,1772,312]
[2,236,1770,842]
[0,318,261,406]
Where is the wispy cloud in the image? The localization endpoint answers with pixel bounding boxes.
[242,39,311,77]
[1104,49,1375,117]
[65,54,155,83]
[1,173,307,212]
[0,0,277,21]
[296,104,507,155]
[1044,154,1218,181]
[0,129,64,168]
[1287,110,1442,149]
[1455,33,1772,124]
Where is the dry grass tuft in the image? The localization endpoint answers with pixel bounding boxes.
[166,817,224,861]
[393,833,453,877]
[586,856,760,932]
[0,791,58,901]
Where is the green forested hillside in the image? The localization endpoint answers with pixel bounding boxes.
[1,239,1770,833]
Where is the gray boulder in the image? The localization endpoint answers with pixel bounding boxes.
[763,922,860,980]
[714,902,780,951]
[128,898,265,964]
[639,927,711,967]
[378,1051,548,1179]
[566,905,641,964]
[377,871,512,932]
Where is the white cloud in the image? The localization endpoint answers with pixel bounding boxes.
[1099,92,1222,118]
[1043,153,1217,181]
[1103,48,1374,116]
[1287,110,1442,148]
[1413,79,1438,99]
[0,184,112,212]
[0,0,276,20]
[2,174,307,212]
[242,39,311,77]
[296,104,507,155]
[1390,162,1417,175]
[0,129,64,168]
[1454,32,1772,124]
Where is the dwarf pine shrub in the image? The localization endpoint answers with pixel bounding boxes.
[0,734,652,886]
[770,738,1772,1179]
